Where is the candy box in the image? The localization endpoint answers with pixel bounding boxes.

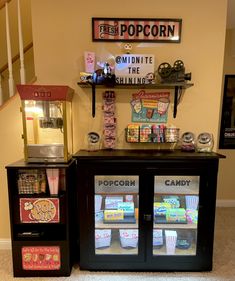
[119,229,138,248]
[154,202,171,217]
[104,210,124,221]
[117,202,134,217]
[105,196,123,209]
[140,124,152,142]
[126,124,139,143]
[165,208,186,223]
[95,229,112,249]
[186,209,198,224]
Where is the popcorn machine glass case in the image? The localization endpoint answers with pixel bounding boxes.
[17,85,74,163]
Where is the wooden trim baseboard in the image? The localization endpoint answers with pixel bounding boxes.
[216,200,235,207]
[0,239,11,250]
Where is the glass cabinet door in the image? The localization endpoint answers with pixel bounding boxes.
[153,175,199,256]
[94,175,139,255]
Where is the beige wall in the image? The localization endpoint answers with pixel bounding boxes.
[0,0,228,239]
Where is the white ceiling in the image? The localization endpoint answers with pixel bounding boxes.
[227,0,235,28]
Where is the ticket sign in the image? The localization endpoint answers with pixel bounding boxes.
[115,54,154,85]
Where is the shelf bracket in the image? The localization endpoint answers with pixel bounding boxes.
[173,86,182,118]
[89,82,96,118]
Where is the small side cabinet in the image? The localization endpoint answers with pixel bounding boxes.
[6,159,76,277]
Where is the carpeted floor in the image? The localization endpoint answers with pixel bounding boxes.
[0,207,234,281]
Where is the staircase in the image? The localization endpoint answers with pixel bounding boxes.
[0,0,35,107]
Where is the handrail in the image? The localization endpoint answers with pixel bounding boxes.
[0,42,33,74]
[0,75,37,111]
[0,0,11,10]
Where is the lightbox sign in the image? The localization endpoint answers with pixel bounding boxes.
[92,18,182,42]
[115,54,154,84]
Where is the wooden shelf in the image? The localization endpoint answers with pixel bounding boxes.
[77,82,194,118]
[154,223,197,229]
[77,82,194,90]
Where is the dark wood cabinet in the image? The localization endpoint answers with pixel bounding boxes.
[75,149,224,271]
[5,159,76,277]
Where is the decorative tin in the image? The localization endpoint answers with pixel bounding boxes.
[22,246,61,270]
[20,198,60,223]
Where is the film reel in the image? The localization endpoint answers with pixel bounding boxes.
[173,60,184,72]
[158,62,172,78]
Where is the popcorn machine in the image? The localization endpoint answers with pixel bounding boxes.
[17,84,74,163]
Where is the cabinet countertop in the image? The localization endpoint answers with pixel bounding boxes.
[74,149,225,161]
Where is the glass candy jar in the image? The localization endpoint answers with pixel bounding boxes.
[196,132,214,152]
[180,132,195,152]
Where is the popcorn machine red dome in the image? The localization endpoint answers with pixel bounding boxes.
[17,84,74,163]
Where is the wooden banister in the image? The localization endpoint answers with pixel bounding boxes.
[0,42,33,74]
[0,0,11,10]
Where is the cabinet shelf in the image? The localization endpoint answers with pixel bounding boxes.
[96,222,138,229]
[77,82,194,118]
[153,244,197,256]
[154,223,197,229]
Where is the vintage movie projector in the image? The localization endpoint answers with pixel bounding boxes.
[157,60,191,83]
[17,84,74,163]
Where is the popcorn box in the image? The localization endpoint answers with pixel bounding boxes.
[119,229,138,248]
[165,230,177,255]
[95,229,112,249]
[185,195,199,210]
[95,195,102,212]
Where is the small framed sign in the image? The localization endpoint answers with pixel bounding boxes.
[92,18,182,43]
[219,74,235,148]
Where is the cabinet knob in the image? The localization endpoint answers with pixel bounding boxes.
[143,214,152,221]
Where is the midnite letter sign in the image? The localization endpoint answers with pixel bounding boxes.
[92,18,182,43]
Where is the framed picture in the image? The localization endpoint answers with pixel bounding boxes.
[219,74,235,148]
[92,18,182,43]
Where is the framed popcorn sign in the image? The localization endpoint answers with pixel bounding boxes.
[92,18,182,42]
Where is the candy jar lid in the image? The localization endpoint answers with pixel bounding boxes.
[197,132,212,144]
[196,132,214,152]
[181,132,195,143]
